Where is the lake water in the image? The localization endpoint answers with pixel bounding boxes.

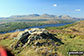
[1,22,73,34]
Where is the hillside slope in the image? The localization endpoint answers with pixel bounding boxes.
[0,21,84,56]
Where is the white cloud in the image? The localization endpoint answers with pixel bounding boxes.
[53,4,57,7]
[75,9,81,12]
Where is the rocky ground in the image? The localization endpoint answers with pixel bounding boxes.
[10,28,64,56]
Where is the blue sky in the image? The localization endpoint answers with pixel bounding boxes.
[0,0,84,18]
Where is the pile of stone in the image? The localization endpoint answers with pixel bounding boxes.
[12,28,50,48]
[12,28,63,49]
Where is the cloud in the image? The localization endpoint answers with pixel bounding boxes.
[53,4,57,7]
[75,9,81,12]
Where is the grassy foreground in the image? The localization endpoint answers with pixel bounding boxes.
[0,21,84,56]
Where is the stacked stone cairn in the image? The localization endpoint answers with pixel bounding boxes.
[12,28,53,49]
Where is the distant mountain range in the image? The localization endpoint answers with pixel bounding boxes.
[0,14,84,20]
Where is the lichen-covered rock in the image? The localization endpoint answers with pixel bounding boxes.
[11,28,63,50]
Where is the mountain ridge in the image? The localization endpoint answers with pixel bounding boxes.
[0,14,83,20]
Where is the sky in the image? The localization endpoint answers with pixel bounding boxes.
[0,0,84,18]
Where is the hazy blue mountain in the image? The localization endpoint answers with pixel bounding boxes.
[40,14,56,17]
[28,14,40,17]
[0,14,83,21]
[59,15,72,19]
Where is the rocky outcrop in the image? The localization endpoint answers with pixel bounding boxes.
[11,28,63,50]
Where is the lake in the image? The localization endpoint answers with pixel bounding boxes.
[1,22,73,34]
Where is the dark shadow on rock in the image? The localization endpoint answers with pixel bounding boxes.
[14,32,30,49]
[41,33,64,44]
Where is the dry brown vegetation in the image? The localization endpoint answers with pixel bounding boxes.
[8,32,19,39]
[0,32,19,40]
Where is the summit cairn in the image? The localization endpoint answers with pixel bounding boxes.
[12,28,63,50]
[12,28,49,48]
[10,28,64,56]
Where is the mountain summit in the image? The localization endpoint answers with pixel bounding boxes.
[10,28,63,56]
